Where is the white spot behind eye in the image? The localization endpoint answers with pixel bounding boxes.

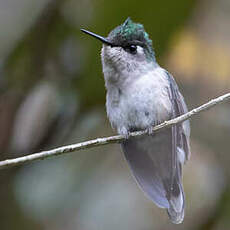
[136,46,144,54]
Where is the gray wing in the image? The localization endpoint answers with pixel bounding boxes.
[167,71,191,162]
[166,71,190,222]
[121,71,190,224]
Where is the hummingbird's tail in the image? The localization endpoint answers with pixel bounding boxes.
[167,201,185,224]
[121,127,186,224]
[167,180,185,224]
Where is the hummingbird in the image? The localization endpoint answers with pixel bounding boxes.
[81,18,190,224]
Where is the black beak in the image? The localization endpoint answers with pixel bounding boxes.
[80,29,114,46]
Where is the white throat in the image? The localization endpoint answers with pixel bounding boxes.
[101,45,157,89]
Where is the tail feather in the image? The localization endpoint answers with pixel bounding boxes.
[121,128,185,223]
[167,182,185,224]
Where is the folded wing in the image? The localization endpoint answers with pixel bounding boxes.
[121,71,190,224]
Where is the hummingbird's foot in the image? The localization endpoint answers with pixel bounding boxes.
[123,132,131,139]
[147,126,155,136]
[118,127,130,139]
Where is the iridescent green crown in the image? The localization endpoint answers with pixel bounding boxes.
[108,18,155,60]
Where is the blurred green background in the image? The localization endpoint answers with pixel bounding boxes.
[0,0,230,229]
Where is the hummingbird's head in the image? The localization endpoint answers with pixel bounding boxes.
[106,18,155,60]
[81,18,156,83]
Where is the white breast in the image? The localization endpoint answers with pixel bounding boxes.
[106,67,172,134]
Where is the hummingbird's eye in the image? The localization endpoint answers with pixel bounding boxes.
[125,44,137,54]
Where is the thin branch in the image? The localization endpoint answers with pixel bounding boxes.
[0,93,229,170]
